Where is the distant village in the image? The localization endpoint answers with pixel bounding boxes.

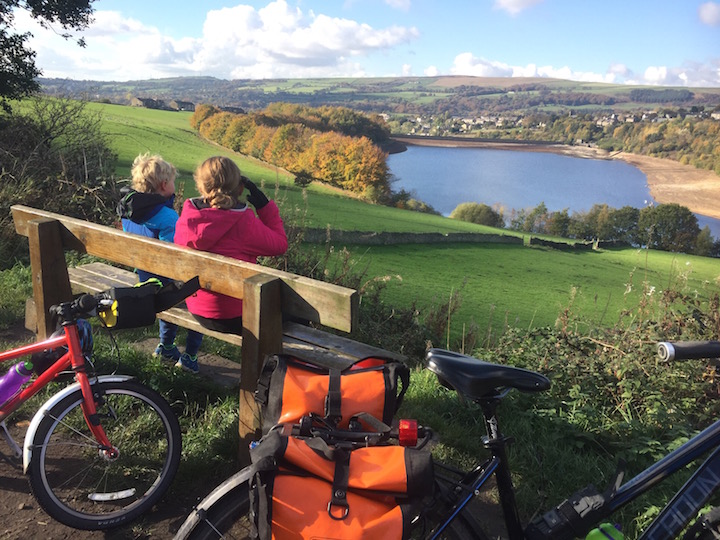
[395,108,720,138]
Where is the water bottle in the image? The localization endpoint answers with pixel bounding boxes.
[0,361,34,406]
[586,523,624,540]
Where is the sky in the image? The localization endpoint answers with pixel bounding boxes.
[12,0,720,87]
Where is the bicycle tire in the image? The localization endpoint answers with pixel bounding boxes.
[27,380,181,530]
[175,468,253,540]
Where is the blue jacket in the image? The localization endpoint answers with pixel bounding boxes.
[116,188,178,242]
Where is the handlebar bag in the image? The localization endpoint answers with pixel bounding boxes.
[97,279,161,329]
[255,353,410,434]
[249,430,433,540]
[97,276,200,329]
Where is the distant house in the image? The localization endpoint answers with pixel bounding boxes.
[130,97,167,110]
[168,100,195,112]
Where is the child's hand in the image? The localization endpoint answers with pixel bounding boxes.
[242,176,269,209]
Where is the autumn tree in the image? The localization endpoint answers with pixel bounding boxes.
[190,104,220,130]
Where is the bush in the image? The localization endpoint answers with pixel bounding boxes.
[450,202,505,227]
[0,97,118,266]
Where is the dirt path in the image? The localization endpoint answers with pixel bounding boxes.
[393,136,720,221]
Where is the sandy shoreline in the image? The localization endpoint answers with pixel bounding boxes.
[392,137,720,221]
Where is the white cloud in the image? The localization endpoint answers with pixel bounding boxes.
[699,2,720,26]
[450,53,514,77]
[402,63,413,76]
[448,52,720,87]
[493,0,544,16]
[424,65,439,76]
[16,0,419,80]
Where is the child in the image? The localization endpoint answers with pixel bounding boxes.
[116,152,204,372]
[174,156,288,372]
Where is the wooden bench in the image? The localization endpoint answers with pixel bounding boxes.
[11,205,404,462]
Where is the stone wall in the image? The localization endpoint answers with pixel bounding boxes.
[302,229,523,245]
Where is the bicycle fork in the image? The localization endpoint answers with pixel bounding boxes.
[77,373,118,459]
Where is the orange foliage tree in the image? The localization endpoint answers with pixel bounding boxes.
[191,103,391,201]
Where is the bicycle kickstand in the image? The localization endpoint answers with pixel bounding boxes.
[0,420,22,458]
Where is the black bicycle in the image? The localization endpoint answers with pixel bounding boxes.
[174,341,720,540]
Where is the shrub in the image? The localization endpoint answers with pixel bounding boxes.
[450,202,505,227]
[0,97,118,266]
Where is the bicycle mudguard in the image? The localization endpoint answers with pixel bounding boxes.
[173,467,254,539]
[22,375,134,472]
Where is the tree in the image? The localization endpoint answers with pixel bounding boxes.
[450,202,504,228]
[1,0,95,106]
[694,226,715,257]
[637,203,700,253]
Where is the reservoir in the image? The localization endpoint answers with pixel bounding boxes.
[388,145,720,237]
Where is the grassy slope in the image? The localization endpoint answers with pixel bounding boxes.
[95,103,720,340]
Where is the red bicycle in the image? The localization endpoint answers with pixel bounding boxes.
[0,291,182,530]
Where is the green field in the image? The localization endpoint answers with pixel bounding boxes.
[95,103,720,342]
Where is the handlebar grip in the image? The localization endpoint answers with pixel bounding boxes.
[74,294,97,313]
[657,341,720,361]
[49,294,98,321]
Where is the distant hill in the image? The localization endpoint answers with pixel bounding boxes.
[39,76,720,116]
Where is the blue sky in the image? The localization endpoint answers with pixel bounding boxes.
[14,0,720,86]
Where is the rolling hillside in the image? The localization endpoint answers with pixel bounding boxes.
[95,103,720,344]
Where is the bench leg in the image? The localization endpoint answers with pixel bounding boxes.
[27,218,72,339]
[238,275,282,464]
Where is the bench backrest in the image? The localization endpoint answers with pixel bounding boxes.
[11,205,358,334]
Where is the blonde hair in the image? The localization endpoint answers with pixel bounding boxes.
[194,156,243,209]
[131,153,176,193]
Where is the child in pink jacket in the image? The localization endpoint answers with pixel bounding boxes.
[174,156,288,373]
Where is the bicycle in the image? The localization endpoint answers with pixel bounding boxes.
[0,289,184,531]
[174,341,720,540]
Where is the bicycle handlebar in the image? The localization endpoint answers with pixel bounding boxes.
[657,341,720,361]
[49,294,102,324]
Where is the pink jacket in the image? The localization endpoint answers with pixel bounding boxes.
[174,199,288,318]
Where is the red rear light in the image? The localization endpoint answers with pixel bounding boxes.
[398,419,418,447]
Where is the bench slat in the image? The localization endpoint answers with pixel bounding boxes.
[68,264,401,363]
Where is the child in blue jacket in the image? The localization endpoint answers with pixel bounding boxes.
[116,153,203,372]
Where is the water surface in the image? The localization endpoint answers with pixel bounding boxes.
[388,145,720,237]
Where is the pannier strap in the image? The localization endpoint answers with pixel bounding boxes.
[254,356,279,407]
[328,448,351,520]
[325,368,342,421]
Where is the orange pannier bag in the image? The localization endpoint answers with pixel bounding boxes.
[254,354,410,433]
[249,431,434,540]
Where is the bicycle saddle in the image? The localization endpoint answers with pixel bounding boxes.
[425,348,551,400]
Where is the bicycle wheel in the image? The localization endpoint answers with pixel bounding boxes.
[27,380,181,530]
[175,468,253,540]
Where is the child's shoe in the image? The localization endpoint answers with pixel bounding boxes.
[175,353,199,374]
[153,343,181,362]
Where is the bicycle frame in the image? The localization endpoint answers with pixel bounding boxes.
[429,404,720,540]
[0,323,115,459]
